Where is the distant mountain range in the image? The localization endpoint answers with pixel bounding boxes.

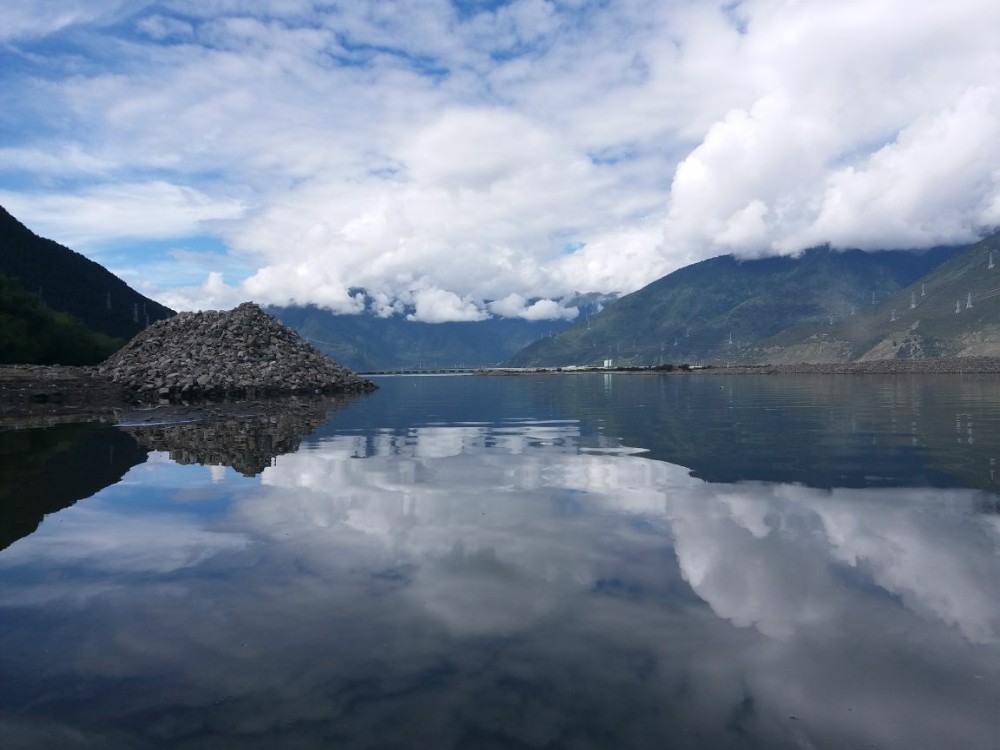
[5,198,997,370]
[269,293,614,371]
[506,241,995,367]
[0,204,175,364]
[0,205,173,341]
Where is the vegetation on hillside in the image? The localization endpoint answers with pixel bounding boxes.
[0,274,123,365]
[0,204,174,340]
[507,245,963,367]
[764,233,1000,360]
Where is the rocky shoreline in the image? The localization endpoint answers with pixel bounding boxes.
[0,364,370,428]
[0,365,126,425]
[0,303,377,426]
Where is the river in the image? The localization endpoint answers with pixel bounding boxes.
[1,373,998,749]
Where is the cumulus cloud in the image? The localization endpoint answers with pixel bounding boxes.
[487,293,578,321]
[405,286,487,323]
[660,0,1000,257]
[1,0,998,316]
[797,87,1000,249]
[158,271,246,312]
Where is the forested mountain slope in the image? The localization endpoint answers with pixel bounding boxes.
[507,245,963,367]
[0,205,173,341]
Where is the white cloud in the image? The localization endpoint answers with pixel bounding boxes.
[551,221,673,294]
[0,182,245,250]
[521,298,577,321]
[487,292,578,321]
[134,13,194,41]
[0,0,138,42]
[488,292,531,318]
[158,271,245,312]
[401,107,567,190]
[405,286,487,323]
[0,145,118,176]
[659,0,1000,258]
[795,86,1000,250]
[1,0,999,316]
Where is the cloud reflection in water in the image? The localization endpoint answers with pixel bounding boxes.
[0,418,998,749]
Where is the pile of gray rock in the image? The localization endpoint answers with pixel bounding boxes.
[98,302,376,402]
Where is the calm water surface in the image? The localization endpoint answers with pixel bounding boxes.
[2,374,999,749]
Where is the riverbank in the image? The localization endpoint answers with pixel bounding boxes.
[0,365,124,424]
[700,356,1000,375]
[0,365,369,429]
[1,303,378,427]
[476,356,1000,376]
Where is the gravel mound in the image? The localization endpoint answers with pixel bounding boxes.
[99,302,376,402]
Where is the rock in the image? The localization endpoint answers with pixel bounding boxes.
[100,302,377,403]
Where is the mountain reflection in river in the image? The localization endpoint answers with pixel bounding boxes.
[0,398,351,552]
[1,374,998,749]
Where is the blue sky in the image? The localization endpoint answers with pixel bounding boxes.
[1,0,998,319]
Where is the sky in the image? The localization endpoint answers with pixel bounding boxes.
[1,0,998,321]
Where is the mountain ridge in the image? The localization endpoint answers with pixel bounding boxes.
[757,233,1000,362]
[506,242,981,367]
[0,204,174,341]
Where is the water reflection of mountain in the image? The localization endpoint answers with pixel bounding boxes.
[1,398,363,552]
[122,398,352,477]
[541,373,1000,491]
[0,423,148,551]
[312,374,1000,493]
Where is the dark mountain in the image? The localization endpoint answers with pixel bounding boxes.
[269,293,613,371]
[761,233,1000,361]
[506,244,964,367]
[0,274,122,364]
[0,204,174,340]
